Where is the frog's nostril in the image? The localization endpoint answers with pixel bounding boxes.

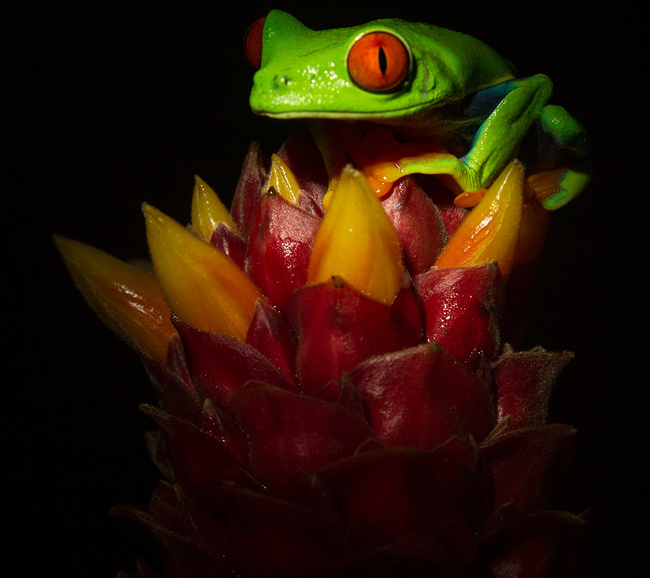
[272,75,291,89]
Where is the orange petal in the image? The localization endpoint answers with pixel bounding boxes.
[453,189,487,208]
[143,203,262,341]
[435,160,524,278]
[307,166,402,305]
[191,175,241,242]
[53,235,176,365]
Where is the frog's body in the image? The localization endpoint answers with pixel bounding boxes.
[248,10,589,209]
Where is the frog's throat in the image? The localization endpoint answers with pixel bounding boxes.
[252,105,467,149]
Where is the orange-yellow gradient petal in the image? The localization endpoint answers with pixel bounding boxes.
[307,166,402,305]
[53,235,176,365]
[143,203,262,341]
[435,160,524,278]
[267,154,301,205]
[191,175,240,242]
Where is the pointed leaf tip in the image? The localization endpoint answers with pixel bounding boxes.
[267,154,301,205]
[143,203,262,341]
[307,166,402,305]
[53,234,176,364]
[191,175,240,242]
[436,160,524,278]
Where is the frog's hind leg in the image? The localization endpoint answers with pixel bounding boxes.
[527,104,591,210]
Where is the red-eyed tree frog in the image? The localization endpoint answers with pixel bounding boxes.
[245,10,590,210]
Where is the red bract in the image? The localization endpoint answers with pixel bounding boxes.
[246,190,321,310]
[350,344,495,449]
[286,278,423,394]
[416,264,504,366]
[57,127,586,577]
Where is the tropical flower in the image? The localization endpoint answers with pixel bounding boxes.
[55,126,585,577]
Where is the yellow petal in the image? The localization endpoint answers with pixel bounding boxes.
[143,203,262,341]
[435,160,524,278]
[191,175,240,242]
[267,154,301,205]
[53,235,176,365]
[307,166,402,305]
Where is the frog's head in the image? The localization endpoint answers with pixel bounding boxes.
[246,10,471,122]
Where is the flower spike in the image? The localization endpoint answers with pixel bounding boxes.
[191,176,241,242]
[307,166,402,305]
[58,123,585,575]
[436,160,525,278]
[143,203,262,341]
[53,235,176,365]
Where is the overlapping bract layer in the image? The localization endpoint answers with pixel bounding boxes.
[57,127,584,577]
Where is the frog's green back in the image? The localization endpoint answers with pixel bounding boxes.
[250,10,515,123]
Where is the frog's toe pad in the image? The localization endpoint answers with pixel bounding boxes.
[453,189,487,208]
[528,160,591,210]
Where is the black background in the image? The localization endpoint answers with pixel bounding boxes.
[9,0,646,576]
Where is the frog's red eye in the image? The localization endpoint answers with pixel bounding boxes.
[245,16,266,69]
[347,31,410,92]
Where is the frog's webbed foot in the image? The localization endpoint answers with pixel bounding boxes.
[528,157,592,210]
[524,104,591,209]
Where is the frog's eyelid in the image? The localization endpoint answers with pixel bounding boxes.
[245,15,267,69]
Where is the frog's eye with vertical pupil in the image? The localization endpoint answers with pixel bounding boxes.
[245,16,266,69]
[347,31,410,92]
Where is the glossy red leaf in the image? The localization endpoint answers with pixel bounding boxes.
[316,439,486,555]
[245,299,297,385]
[416,263,504,365]
[493,346,574,429]
[350,343,496,448]
[142,335,202,423]
[481,423,576,514]
[230,141,269,240]
[381,176,449,276]
[245,190,321,310]
[227,383,377,493]
[418,174,469,236]
[311,372,366,417]
[198,399,250,466]
[286,278,422,394]
[141,404,240,489]
[209,221,247,270]
[391,269,426,340]
[173,317,297,406]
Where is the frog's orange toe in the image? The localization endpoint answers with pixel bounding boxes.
[453,189,487,208]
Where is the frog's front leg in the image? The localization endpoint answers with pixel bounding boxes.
[378,151,482,194]
[372,75,553,196]
[403,76,590,209]
[460,74,553,187]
